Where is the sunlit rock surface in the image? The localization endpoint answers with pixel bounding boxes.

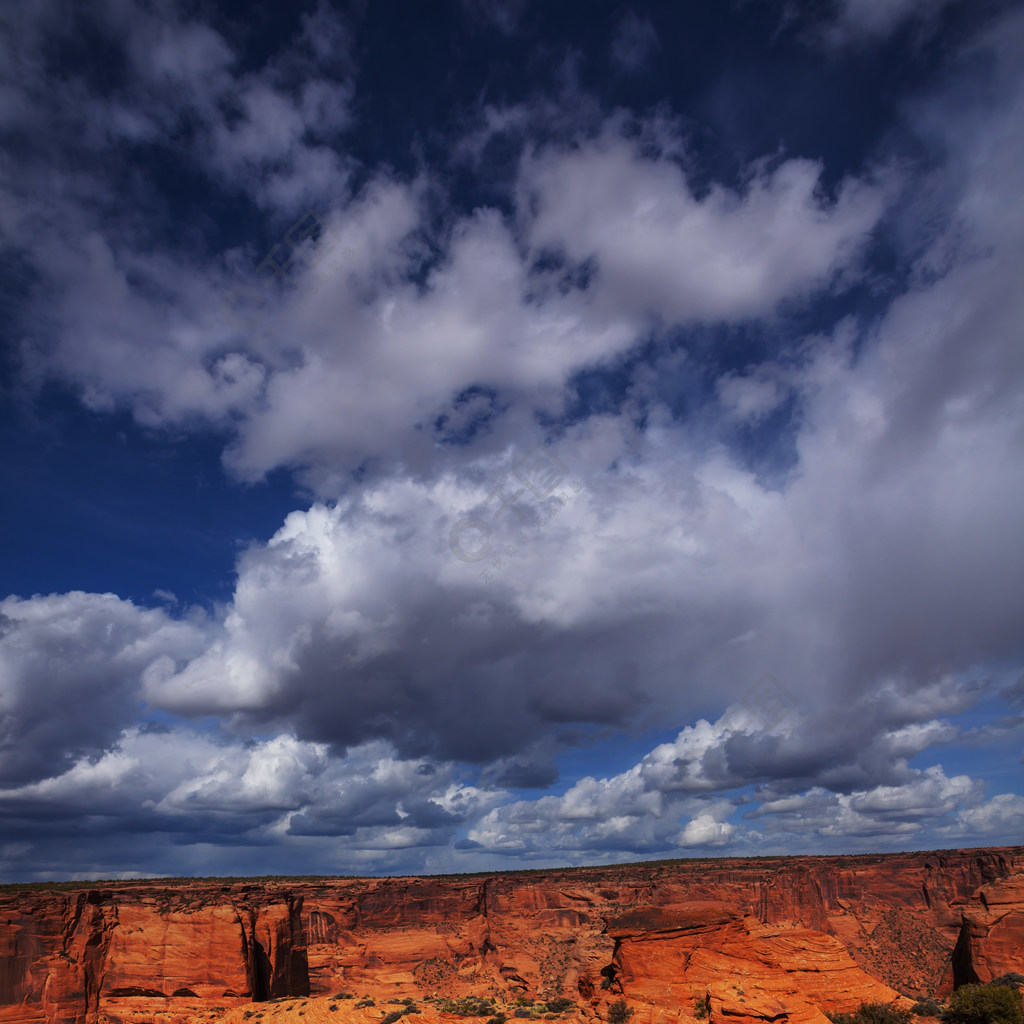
[1,846,1021,1024]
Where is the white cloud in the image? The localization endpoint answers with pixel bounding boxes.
[520,129,888,325]
[749,765,984,840]
[12,79,889,489]
[717,368,789,423]
[678,813,736,847]
[948,793,1024,839]
[2,0,1023,873]
[0,592,210,786]
[0,725,507,858]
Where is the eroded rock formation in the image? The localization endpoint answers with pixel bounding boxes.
[946,871,1024,989]
[606,903,910,1024]
[0,846,1021,1024]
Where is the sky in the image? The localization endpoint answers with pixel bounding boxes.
[0,0,1022,883]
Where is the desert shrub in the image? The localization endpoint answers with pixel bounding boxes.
[608,999,634,1024]
[486,1016,508,1024]
[693,995,709,1020]
[828,1004,912,1024]
[382,1012,406,1024]
[356,999,376,1008]
[989,978,1024,992]
[944,985,1023,1024]
[515,1009,532,1019]
[912,999,945,1017]
[439,997,494,1017]
[547,999,574,1013]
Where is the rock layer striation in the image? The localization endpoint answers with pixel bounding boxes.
[0,846,1021,1024]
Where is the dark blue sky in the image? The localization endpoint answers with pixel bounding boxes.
[0,0,1021,882]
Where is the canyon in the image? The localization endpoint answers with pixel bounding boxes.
[0,846,1022,1024]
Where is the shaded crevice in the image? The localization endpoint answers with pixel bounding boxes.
[599,954,622,995]
[237,900,310,1002]
[950,921,979,989]
[250,935,272,1002]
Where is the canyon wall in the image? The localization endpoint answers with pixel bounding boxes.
[0,846,1021,1024]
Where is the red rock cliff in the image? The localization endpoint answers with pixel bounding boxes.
[0,846,1021,1024]
[945,870,1024,990]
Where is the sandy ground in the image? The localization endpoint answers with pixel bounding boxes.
[185,1000,588,1024]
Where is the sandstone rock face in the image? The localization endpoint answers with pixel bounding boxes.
[606,903,910,1024]
[0,846,1021,1024]
[0,885,308,1023]
[947,871,1024,989]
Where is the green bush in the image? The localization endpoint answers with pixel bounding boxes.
[546,1000,574,1014]
[382,1012,405,1024]
[912,999,945,1017]
[514,1010,531,1019]
[693,995,709,1020]
[438,997,496,1017]
[944,985,1023,1024]
[486,1016,507,1024]
[608,999,634,1024]
[989,978,1024,993]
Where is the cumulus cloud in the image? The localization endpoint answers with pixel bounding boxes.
[947,793,1024,839]
[1,0,1022,876]
[519,130,888,327]
[750,765,981,838]
[6,0,890,494]
[0,726,508,870]
[0,593,209,786]
[463,705,981,857]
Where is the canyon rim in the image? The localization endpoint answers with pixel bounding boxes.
[2,846,1022,1024]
